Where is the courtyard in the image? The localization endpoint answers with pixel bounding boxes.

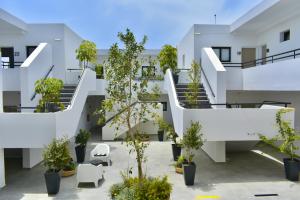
[0,137,299,200]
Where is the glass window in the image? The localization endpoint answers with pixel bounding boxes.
[212,47,231,62]
[213,48,220,58]
[280,30,290,42]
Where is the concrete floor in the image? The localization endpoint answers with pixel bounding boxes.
[0,140,300,200]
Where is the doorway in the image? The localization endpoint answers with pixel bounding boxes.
[26,46,37,58]
[261,45,267,65]
[242,48,256,68]
[1,47,14,68]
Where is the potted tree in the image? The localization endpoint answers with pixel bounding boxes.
[75,129,91,163]
[185,61,201,108]
[166,125,182,161]
[182,121,205,186]
[43,138,70,195]
[35,78,64,113]
[76,40,97,69]
[259,108,300,181]
[158,45,179,84]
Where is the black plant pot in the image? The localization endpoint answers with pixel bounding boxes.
[75,145,86,163]
[172,144,181,161]
[172,73,179,84]
[46,103,60,112]
[158,130,164,142]
[283,158,300,181]
[44,171,61,195]
[183,162,196,186]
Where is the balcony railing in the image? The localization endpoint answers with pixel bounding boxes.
[1,61,23,68]
[223,48,300,68]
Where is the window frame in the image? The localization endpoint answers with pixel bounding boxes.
[280,29,290,43]
[212,47,231,62]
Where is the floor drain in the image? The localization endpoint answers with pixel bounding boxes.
[255,194,279,197]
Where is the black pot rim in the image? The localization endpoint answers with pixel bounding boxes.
[283,158,300,162]
[183,162,196,167]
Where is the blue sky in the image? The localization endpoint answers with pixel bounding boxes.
[0,0,262,49]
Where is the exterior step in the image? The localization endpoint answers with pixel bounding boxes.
[176,88,205,93]
[176,84,203,89]
[61,88,76,93]
[178,96,208,101]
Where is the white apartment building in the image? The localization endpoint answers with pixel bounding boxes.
[0,0,299,190]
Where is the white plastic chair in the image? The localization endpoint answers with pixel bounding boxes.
[90,144,111,165]
[77,163,104,187]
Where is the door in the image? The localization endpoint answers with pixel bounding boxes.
[26,46,37,58]
[242,48,256,68]
[261,45,267,65]
[1,47,14,68]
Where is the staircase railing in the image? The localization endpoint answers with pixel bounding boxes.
[223,48,300,68]
[30,65,55,101]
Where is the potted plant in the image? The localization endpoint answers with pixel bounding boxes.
[182,121,205,186]
[62,159,76,177]
[166,125,182,161]
[95,64,104,79]
[75,129,91,163]
[43,138,70,195]
[35,78,64,113]
[185,61,201,108]
[174,155,188,174]
[155,116,169,142]
[259,108,300,181]
[158,45,178,84]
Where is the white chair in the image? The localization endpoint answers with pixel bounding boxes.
[90,144,111,165]
[77,163,104,187]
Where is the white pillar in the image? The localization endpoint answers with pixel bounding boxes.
[202,141,226,162]
[0,148,5,188]
[22,148,43,168]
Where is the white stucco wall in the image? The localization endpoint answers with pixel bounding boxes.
[0,23,82,82]
[243,58,300,91]
[177,25,195,68]
[22,148,43,168]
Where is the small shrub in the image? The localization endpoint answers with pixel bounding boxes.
[95,64,104,79]
[63,159,76,171]
[75,129,91,147]
[110,176,172,200]
[43,138,70,172]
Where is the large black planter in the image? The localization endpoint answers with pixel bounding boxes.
[172,144,181,161]
[172,73,179,85]
[183,162,196,186]
[75,145,86,163]
[44,171,61,195]
[283,158,300,181]
[158,130,164,142]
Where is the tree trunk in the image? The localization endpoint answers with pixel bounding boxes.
[136,147,143,180]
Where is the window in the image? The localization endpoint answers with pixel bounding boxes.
[212,47,231,62]
[26,46,37,58]
[182,54,185,67]
[142,66,155,77]
[280,30,290,42]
